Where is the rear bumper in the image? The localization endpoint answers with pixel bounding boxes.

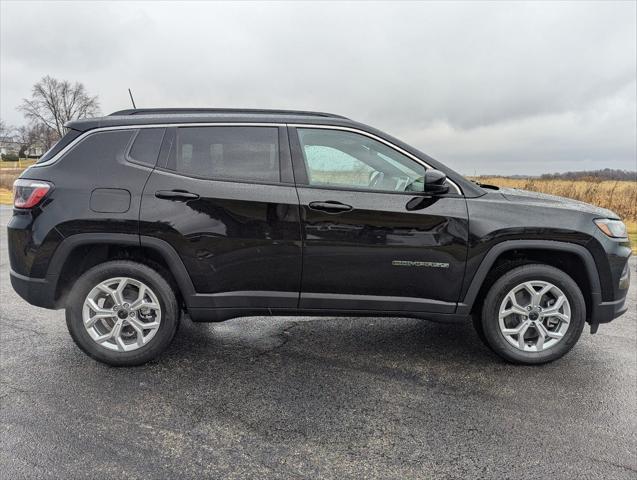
[10,270,59,309]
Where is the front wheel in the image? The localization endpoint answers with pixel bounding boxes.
[65,260,180,366]
[477,264,586,364]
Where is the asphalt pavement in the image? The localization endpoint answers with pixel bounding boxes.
[1,205,635,479]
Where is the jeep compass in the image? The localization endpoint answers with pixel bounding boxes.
[8,108,632,366]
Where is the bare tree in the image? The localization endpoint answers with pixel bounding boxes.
[18,76,100,137]
[33,123,60,151]
[0,119,14,140]
[14,125,38,158]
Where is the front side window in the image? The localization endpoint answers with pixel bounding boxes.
[297,128,426,193]
[170,126,279,182]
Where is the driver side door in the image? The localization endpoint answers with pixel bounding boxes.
[289,126,469,314]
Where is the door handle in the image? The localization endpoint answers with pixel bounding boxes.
[155,190,200,201]
[308,201,353,213]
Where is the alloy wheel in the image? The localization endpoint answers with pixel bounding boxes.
[498,280,571,352]
[82,277,162,352]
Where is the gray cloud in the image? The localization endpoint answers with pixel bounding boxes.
[1,1,635,175]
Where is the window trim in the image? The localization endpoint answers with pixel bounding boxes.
[289,125,462,196]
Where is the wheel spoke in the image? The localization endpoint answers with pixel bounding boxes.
[131,301,160,312]
[545,312,570,323]
[113,278,128,305]
[85,299,115,327]
[538,321,563,339]
[535,324,546,350]
[501,319,531,336]
[502,293,528,317]
[115,335,127,351]
[541,296,568,323]
[94,332,112,344]
[110,320,125,351]
[96,283,116,300]
[523,282,546,307]
[537,284,552,303]
[128,317,160,332]
[517,321,531,349]
[129,285,146,310]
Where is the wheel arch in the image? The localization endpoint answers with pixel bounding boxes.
[457,240,602,318]
[49,234,195,307]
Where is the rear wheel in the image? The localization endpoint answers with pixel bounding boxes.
[65,260,180,366]
[477,264,586,364]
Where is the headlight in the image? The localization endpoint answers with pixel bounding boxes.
[594,218,627,238]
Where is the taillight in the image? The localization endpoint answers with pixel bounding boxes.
[13,179,53,209]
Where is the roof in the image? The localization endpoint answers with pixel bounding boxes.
[66,108,353,132]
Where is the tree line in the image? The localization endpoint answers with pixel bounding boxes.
[539,169,636,181]
[1,76,99,160]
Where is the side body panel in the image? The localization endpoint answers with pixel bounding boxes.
[295,187,469,312]
[8,129,155,278]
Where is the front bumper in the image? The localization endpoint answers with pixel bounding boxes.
[589,256,631,332]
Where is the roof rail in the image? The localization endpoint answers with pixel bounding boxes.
[109,108,348,119]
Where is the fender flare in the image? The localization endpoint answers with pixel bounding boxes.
[47,233,196,300]
[456,240,602,315]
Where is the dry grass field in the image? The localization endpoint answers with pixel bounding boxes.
[475,177,637,222]
[0,168,23,203]
[0,160,37,202]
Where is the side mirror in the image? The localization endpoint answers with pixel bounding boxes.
[424,169,449,195]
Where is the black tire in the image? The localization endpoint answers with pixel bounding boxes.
[65,260,180,366]
[477,264,586,365]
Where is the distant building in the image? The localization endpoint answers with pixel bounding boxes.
[0,136,20,156]
[0,136,45,158]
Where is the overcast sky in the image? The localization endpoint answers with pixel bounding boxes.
[1,1,635,175]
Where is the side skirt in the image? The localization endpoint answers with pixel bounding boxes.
[187,307,471,324]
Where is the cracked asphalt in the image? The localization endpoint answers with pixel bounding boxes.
[1,205,635,479]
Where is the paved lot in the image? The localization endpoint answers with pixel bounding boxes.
[1,205,635,479]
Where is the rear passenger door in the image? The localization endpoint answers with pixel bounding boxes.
[140,125,302,312]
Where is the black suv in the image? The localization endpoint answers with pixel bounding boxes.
[8,108,631,366]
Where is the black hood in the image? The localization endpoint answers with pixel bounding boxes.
[497,187,619,219]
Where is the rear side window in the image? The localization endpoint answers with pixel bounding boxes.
[128,128,165,166]
[168,126,279,182]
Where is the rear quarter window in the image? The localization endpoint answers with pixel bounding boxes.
[58,130,135,170]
